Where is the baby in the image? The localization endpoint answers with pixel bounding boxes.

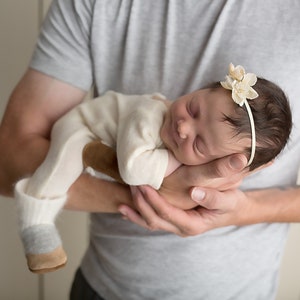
[14,64,292,273]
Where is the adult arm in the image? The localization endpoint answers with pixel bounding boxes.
[0,69,132,212]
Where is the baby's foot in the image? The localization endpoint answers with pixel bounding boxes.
[26,246,67,274]
[21,224,67,273]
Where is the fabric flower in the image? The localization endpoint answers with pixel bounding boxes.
[220,63,259,106]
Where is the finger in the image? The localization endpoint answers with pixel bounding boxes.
[206,154,248,179]
[187,154,248,188]
[191,187,239,211]
[138,185,208,236]
[119,203,180,234]
[217,175,244,191]
[126,186,180,233]
[132,186,163,228]
[118,204,149,228]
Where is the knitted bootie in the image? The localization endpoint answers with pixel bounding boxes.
[21,223,67,273]
[15,178,68,273]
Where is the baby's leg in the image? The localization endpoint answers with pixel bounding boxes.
[15,109,96,273]
[27,109,96,197]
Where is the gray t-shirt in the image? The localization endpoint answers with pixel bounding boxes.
[30,1,300,299]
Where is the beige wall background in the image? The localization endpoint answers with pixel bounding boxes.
[0,1,300,299]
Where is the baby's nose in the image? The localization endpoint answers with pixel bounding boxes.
[177,120,190,139]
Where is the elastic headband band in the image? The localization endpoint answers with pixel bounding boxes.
[220,63,258,167]
[244,100,256,166]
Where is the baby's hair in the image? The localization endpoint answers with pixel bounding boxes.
[209,78,292,170]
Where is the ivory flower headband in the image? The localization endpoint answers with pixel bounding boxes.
[220,63,259,166]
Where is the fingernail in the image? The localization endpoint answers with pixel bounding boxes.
[191,188,205,203]
[230,155,247,170]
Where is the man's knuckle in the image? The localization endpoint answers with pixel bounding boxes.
[158,211,171,221]
[177,232,188,238]
[179,226,196,237]
[147,220,159,231]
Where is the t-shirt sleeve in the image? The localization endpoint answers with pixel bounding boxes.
[30,0,94,91]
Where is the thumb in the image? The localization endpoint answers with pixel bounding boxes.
[231,154,248,169]
[191,187,233,210]
[220,154,248,175]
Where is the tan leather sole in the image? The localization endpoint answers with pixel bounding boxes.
[26,246,67,274]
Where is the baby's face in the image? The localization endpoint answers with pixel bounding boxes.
[160,88,250,165]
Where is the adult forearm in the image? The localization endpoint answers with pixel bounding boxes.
[244,187,300,224]
[0,134,50,196]
[0,135,133,212]
[0,69,87,196]
[0,69,133,214]
[66,173,133,213]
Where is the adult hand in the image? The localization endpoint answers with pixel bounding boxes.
[118,154,251,236]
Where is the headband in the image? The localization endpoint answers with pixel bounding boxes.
[220,63,258,166]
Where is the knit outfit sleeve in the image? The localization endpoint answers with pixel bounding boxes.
[116,98,169,189]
